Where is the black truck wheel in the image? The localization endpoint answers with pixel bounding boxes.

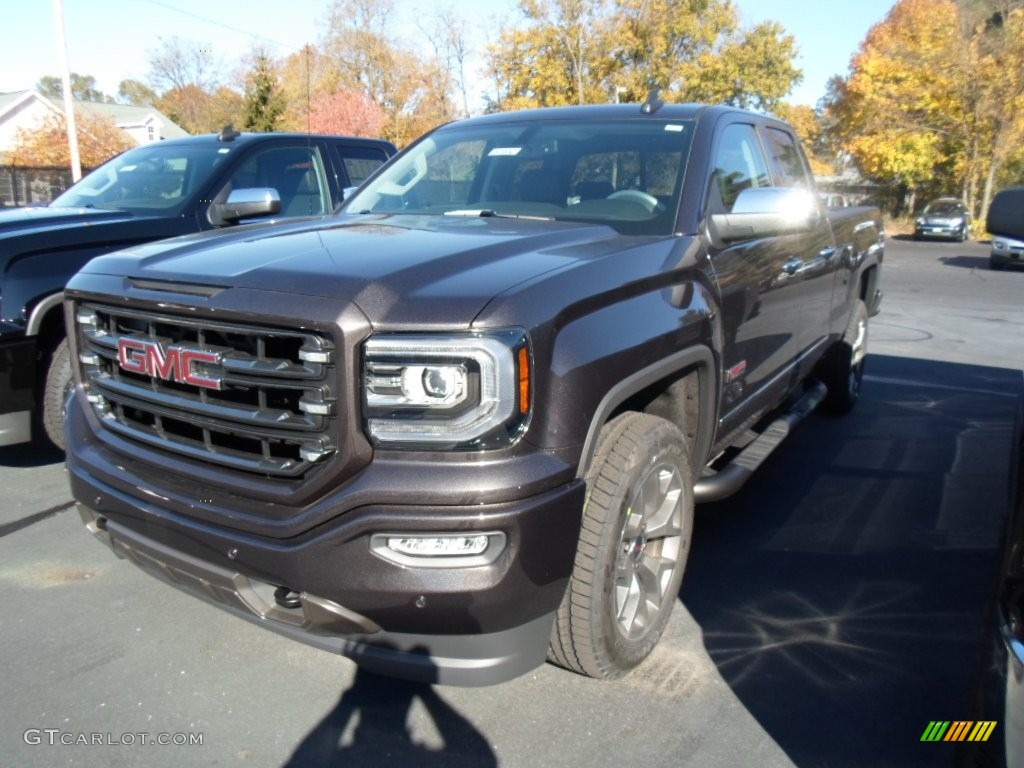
[549,412,694,679]
[821,299,868,414]
[42,336,72,451]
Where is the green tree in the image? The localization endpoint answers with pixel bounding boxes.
[36,73,108,102]
[242,50,285,132]
[118,79,158,106]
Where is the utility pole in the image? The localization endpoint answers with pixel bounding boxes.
[53,0,82,181]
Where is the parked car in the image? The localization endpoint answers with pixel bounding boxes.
[914,197,972,241]
[0,127,396,450]
[987,186,1024,270]
[64,100,884,685]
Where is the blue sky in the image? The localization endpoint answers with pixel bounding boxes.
[1,0,900,109]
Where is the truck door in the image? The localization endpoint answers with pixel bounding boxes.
[706,121,805,432]
[758,124,838,362]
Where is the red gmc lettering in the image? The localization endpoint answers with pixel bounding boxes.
[116,338,222,390]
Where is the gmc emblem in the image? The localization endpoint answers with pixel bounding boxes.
[117,337,223,390]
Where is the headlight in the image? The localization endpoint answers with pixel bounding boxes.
[994,240,1006,249]
[916,218,925,226]
[364,330,531,448]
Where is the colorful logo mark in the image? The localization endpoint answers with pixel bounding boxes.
[920,721,997,742]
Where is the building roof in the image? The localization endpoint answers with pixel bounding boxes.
[0,89,188,139]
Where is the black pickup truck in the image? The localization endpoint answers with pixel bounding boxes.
[64,101,884,685]
[0,128,396,449]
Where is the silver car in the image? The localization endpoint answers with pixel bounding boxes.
[914,198,972,241]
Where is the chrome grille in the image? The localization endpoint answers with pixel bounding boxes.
[75,303,337,477]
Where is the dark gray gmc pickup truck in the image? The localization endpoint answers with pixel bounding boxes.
[63,100,884,685]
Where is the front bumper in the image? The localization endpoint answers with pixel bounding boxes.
[67,396,587,686]
[915,222,967,240]
[0,330,36,447]
[992,237,1024,267]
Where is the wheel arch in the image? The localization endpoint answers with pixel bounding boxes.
[26,292,66,354]
[576,346,717,481]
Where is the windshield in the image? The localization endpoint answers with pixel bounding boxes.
[52,143,234,212]
[923,201,963,216]
[344,118,694,236]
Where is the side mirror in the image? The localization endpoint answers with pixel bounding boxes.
[710,187,820,244]
[209,188,281,226]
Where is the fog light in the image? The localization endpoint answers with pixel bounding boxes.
[370,531,506,568]
[389,535,489,557]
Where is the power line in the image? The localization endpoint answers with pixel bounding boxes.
[141,0,298,52]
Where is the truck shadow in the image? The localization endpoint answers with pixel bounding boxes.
[0,439,63,468]
[938,254,995,270]
[681,353,1019,767]
[284,662,496,768]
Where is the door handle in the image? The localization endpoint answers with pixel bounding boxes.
[782,258,803,275]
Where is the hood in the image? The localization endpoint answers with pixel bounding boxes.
[0,206,136,236]
[80,214,628,327]
[0,205,187,263]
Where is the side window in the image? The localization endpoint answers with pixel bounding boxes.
[221,145,330,218]
[334,145,391,187]
[762,127,811,188]
[709,123,770,213]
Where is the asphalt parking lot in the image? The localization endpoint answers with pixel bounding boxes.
[1,235,1021,767]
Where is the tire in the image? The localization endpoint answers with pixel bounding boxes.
[549,412,694,679]
[41,336,72,451]
[820,299,868,415]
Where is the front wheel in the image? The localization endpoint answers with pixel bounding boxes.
[549,412,694,679]
[820,299,868,414]
[41,336,72,451]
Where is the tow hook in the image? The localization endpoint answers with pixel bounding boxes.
[274,586,302,609]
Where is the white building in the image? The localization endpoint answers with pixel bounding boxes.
[0,89,187,164]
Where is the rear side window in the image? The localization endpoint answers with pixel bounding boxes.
[709,123,771,213]
[762,127,811,188]
[334,145,391,186]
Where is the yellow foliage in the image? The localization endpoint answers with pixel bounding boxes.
[10,111,134,169]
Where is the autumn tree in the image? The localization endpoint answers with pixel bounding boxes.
[773,103,836,176]
[10,111,133,168]
[242,50,285,132]
[486,0,801,111]
[144,37,244,134]
[320,0,455,145]
[276,45,338,131]
[308,90,387,136]
[827,0,1024,217]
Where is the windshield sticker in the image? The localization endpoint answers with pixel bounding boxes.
[664,125,685,132]
[488,147,522,157]
[218,148,231,154]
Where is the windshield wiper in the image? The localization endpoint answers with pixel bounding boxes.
[443,209,554,221]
